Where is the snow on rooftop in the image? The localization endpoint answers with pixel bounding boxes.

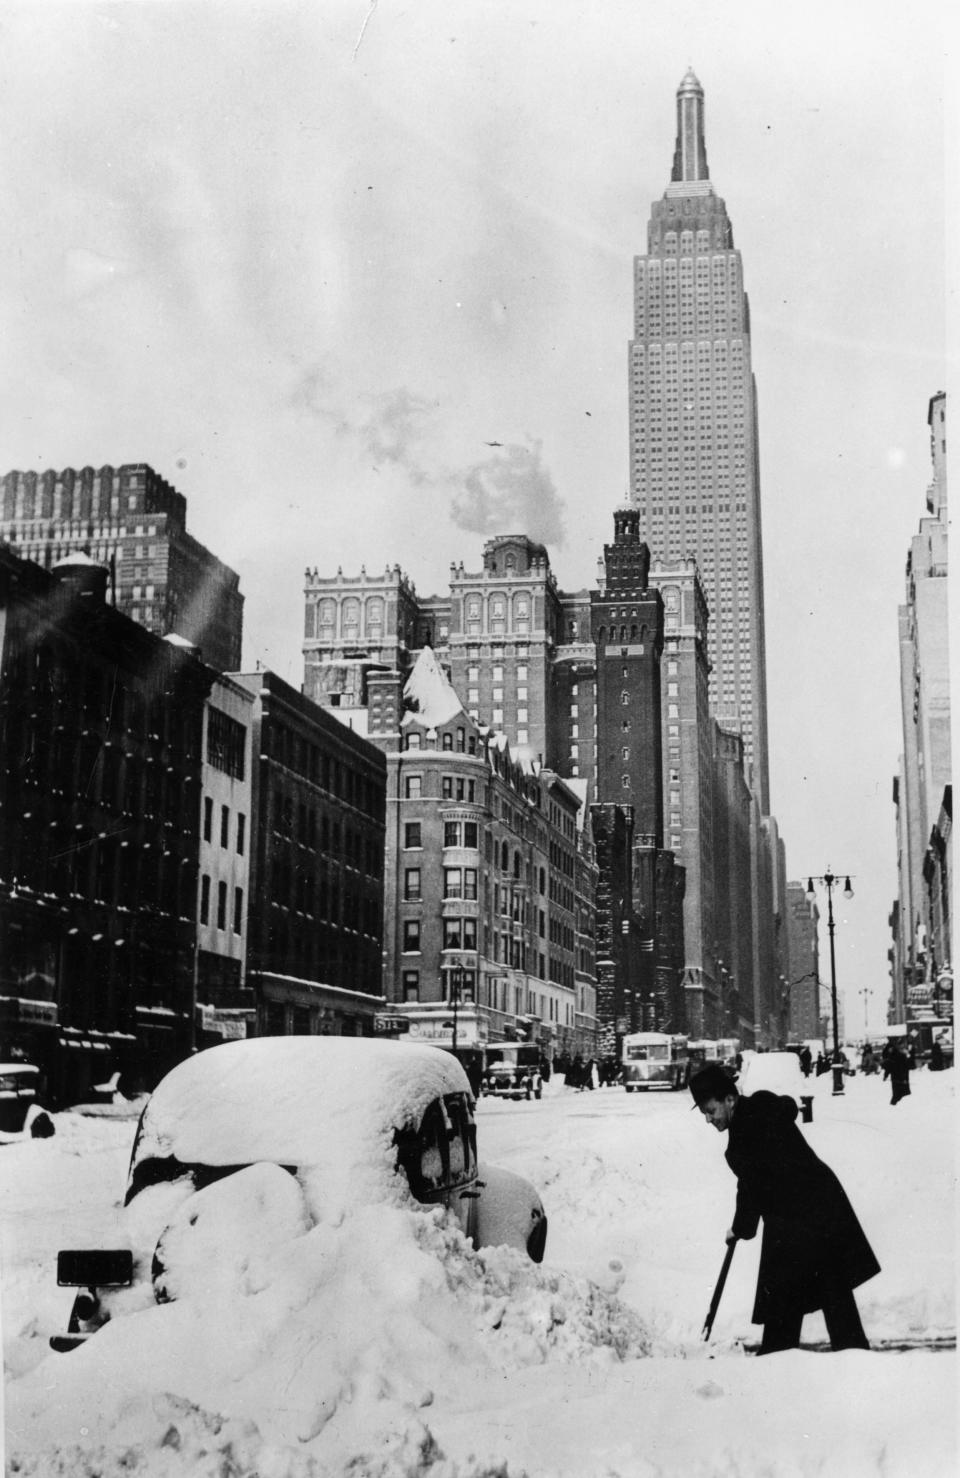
[401,646,463,729]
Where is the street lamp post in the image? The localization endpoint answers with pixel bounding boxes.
[858,986,871,1034]
[806,871,854,1097]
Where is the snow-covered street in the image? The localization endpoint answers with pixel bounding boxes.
[1,1065,955,1477]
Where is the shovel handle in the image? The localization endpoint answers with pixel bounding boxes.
[702,1238,736,1340]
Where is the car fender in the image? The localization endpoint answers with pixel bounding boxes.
[474,1162,547,1262]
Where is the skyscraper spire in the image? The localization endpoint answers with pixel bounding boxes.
[671,67,709,184]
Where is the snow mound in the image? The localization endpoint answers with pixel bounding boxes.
[7,1198,653,1475]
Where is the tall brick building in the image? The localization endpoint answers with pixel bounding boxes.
[0,463,243,673]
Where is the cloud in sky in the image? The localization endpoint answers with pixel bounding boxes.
[287,373,567,546]
[451,442,566,547]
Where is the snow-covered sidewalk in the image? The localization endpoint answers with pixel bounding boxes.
[1,1066,955,1476]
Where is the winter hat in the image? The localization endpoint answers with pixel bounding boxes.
[689,1063,739,1108]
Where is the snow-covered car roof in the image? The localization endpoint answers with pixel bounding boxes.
[130,1036,472,1215]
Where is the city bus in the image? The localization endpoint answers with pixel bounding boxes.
[620,1032,689,1091]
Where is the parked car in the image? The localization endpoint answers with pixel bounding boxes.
[0,1062,55,1143]
[481,1043,543,1100]
[51,1036,547,1352]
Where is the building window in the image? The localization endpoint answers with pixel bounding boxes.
[233,887,243,935]
[207,708,246,779]
[403,918,421,952]
[444,867,478,899]
[217,880,228,931]
[402,970,420,1001]
[220,805,230,848]
[622,774,630,789]
[443,918,463,950]
[237,813,246,855]
[203,796,213,842]
[404,867,421,901]
[444,821,459,848]
[200,873,211,925]
[405,776,422,798]
[620,691,630,705]
[404,822,422,849]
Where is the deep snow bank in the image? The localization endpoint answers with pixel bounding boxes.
[6,1192,651,1474]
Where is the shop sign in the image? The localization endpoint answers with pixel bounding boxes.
[407,1016,480,1047]
[374,1014,411,1034]
[198,1006,247,1041]
[0,995,59,1027]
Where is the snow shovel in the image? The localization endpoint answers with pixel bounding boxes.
[701,1239,736,1341]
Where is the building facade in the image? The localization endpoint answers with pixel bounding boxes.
[648,554,719,1031]
[0,547,214,1100]
[891,391,952,1030]
[628,69,770,812]
[0,464,243,673]
[232,671,387,1038]
[784,881,821,1043]
[195,674,257,1046]
[372,648,597,1060]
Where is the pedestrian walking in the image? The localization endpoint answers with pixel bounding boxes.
[690,1063,879,1354]
[885,1042,911,1105]
[930,1039,944,1072]
[799,1045,812,1078]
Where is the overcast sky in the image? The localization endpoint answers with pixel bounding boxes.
[1,1,952,1031]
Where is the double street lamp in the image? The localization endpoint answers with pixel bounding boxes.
[806,870,854,1097]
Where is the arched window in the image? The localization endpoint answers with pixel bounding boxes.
[501,840,509,871]
[342,597,360,637]
[318,599,336,639]
[366,596,384,635]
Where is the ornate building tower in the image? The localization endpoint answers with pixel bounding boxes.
[629,69,770,811]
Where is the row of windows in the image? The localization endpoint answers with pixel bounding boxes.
[403,774,478,802]
[203,797,245,853]
[265,723,381,816]
[403,820,479,851]
[200,875,243,934]
[207,707,246,780]
[404,728,478,754]
[404,866,479,901]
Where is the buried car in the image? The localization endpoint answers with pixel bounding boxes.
[51,1036,546,1352]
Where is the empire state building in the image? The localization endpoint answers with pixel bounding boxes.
[629,69,770,810]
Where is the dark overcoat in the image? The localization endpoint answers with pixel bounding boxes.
[725,1090,880,1323]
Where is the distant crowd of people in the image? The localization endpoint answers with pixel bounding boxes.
[553,1052,621,1090]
